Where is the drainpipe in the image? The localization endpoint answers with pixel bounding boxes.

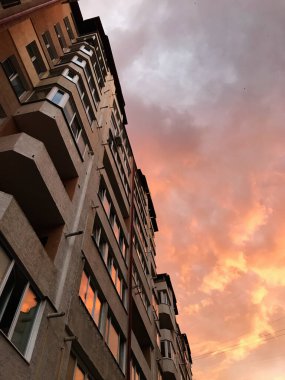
[126,156,136,380]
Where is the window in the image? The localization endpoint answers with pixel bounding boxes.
[50,88,88,156]
[65,353,95,380]
[80,45,93,57]
[107,256,126,303]
[133,265,151,316]
[130,358,146,380]
[0,245,40,357]
[152,293,159,317]
[0,103,6,118]
[161,340,174,359]
[92,218,127,305]
[1,0,21,8]
[54,23,67,50]
[26,41,46,76]
[63,16,75,41]
[158,290,170,305]
[106,315,125,370]
[42,31,58,60]
[79,271,104,330]
[2,56,26,98]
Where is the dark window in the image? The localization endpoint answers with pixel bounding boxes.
[2,56,26,98]
[63,17,75,41]
[1,0,21,8]
[0,103,6,118]
[26,41,46,75]
[54,23,67,50]
[42,31,58,60]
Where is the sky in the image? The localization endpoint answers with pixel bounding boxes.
[80,1,285,379]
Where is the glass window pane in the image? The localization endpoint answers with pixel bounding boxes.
[102,194,111,217]
[111,264,116,285]
[94,296,102,327]
[0,266,27,336]
[108,321,119,359]
[85,284,95,316]
[73,365,85,380]
[11,287,39,354]
[70,115,81,139]
[113,220,120,241]
[116,276,121,295]
[52,90,65,105]
[11,75,25,97]
[79,272,88,302]
[0,245,11,285]
[63,100,75,124]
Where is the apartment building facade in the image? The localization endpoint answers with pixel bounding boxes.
[0,1,193,379]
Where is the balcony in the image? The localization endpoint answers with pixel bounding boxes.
[159,303,176,331]
[14,100,80,181]
[0,133,70,229]
[160,358,178,380]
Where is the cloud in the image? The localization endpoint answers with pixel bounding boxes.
[80,1,285,378]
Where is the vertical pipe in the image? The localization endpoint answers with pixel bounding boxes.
[126,156,136,380]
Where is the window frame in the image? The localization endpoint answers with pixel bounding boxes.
[0,246,43,361]
[2,56,27,99]
[26,40,47,76]
[42,31,58,61]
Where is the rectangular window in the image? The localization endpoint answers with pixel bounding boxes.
[161,340,174,359]
[131,358,146,380]
[0,247,40,356]
[65,353,95,380]
[63,16,75,41]
[42,31,58,61]
[106,316,125,370]
[54,23,67,50]
[26,41,46,76]
[1,0,21,8]
[79,271,103,331]
[2,56,26,98]
[158,290,170,305]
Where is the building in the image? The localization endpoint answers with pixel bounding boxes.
[0,1,193,379]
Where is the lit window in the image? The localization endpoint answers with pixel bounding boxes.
[2,56,27,98]
[42,31,58,60]
[106,316,125,370]
[131,358,145,380]
[0,246,40,356]
[79,271,103,331]
[65,353,95,380]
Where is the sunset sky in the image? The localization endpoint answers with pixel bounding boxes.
[80,1,285,379]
